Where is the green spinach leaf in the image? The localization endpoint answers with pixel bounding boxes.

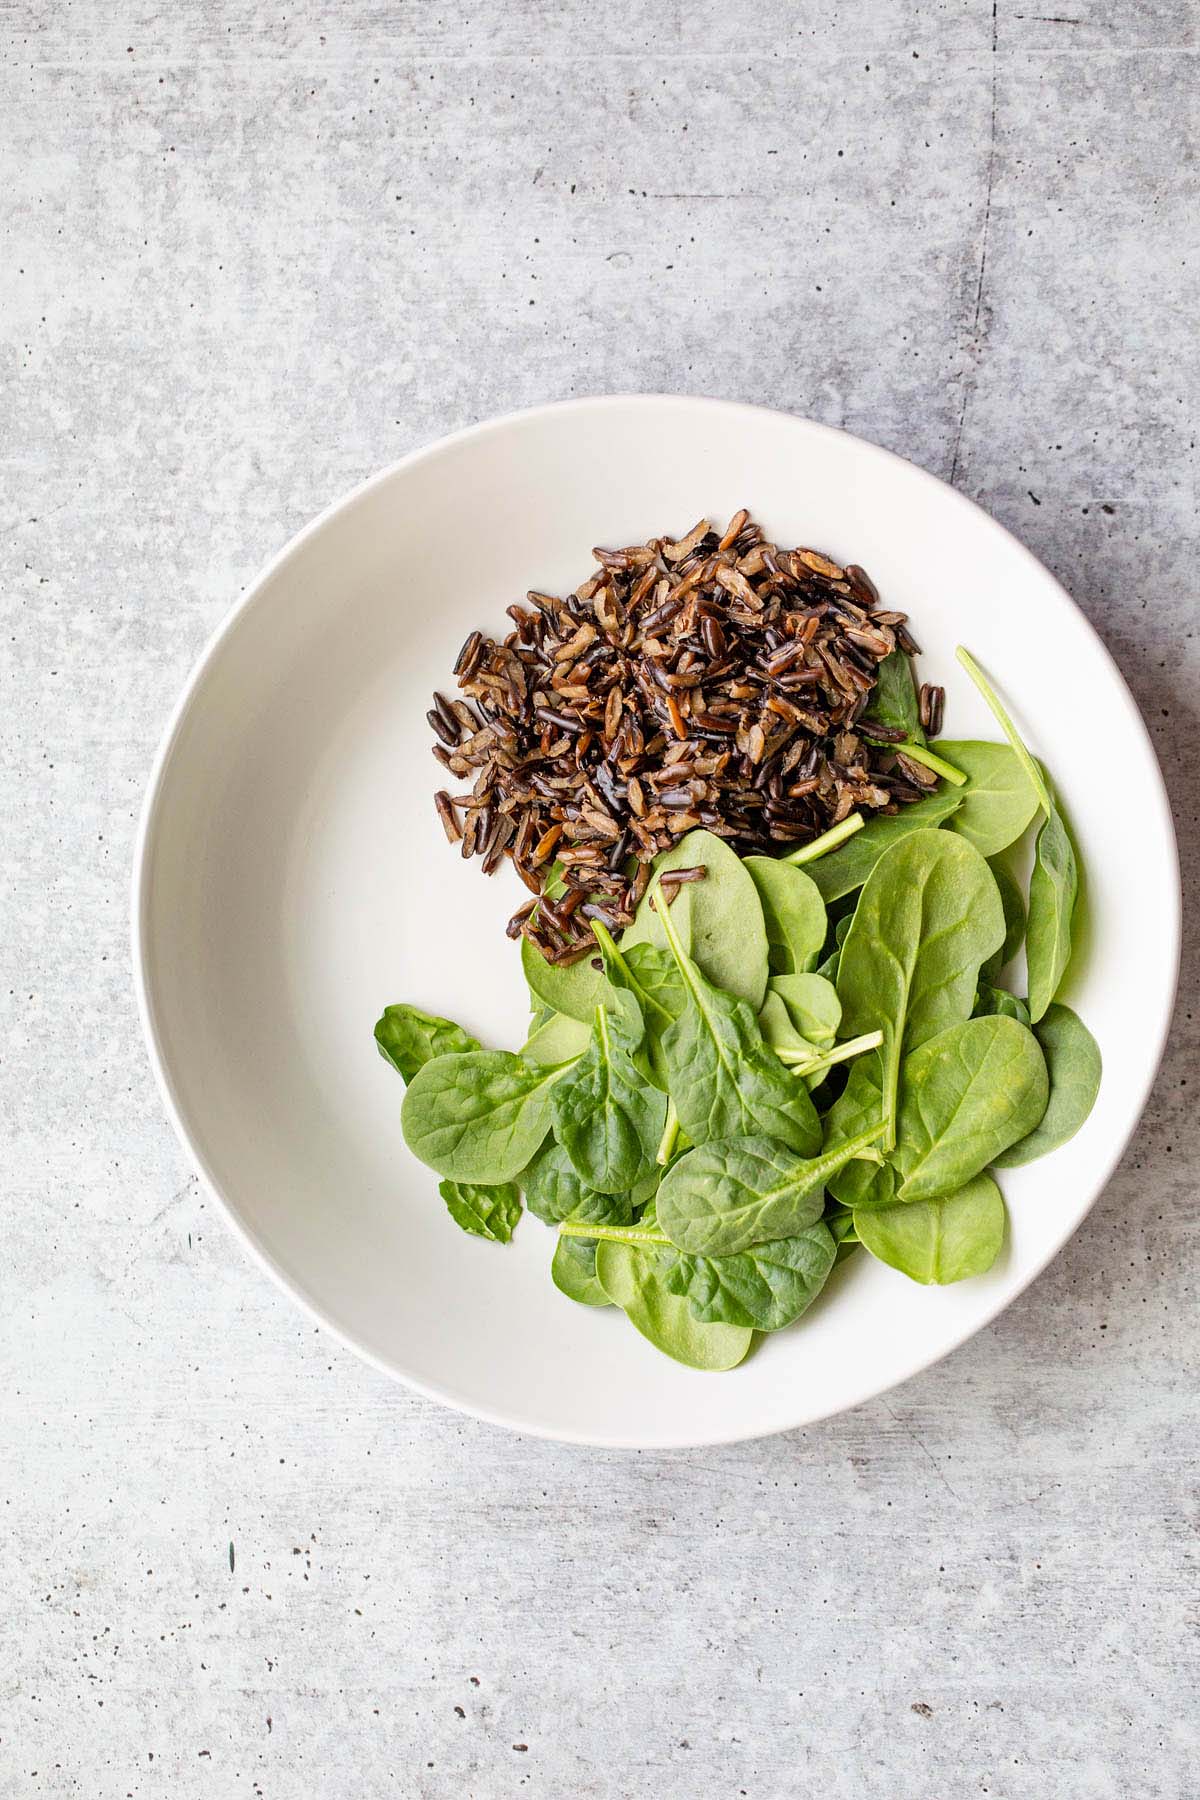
[980,856,1027,980]
[939,740,1040,858]
[824,1055,899,1209]
[956,648,1079,1022]
[595,1203,754,1370]
[621,829,769,1008]
[521,1009,592,1065]
[655,1125,884,1256]
[662,1220,837,1330]
[438,1179,522,1244]
[854,1173,1005,1283]
[375,1004,481,1083]
[655,894,821,1155]
[551,1235,610,1306]
[974,985,1031,1025]
[836,830,1005,1148]
[803,788,964,903]
[743,856,827,976]
[551,994,667,1194]
[892,1015,1048,1200]
[758,973,841,1057]
[520,862,605,1023]
[993,1003,1101,1168]
[1027,806,1078,1023]
[590,923,681,1089]
[864,647,925,744]
[402,1049,574,1183]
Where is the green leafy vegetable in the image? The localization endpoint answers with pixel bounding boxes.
[375,1004,481,1083]
[519,864,606,1024]
[956,648,1079,1022]
[939,740,1041,858]
[590,923,681,1088]
[662,1220,837,1330]
[743,856,827,976]
[993,1003,1101,1168]
[1026,806,1078,1023]
[891,1015,1049,1200]
[595,1204,753,1370]
[622,829,770,1008]
[854,1173,1005,1284]
[402,1049,574,1183]
[655,1125,884,1256]
[974,985,1031,1025]
[863,647,925,744]
[551,1235,610,1306]
[836,830,1005,1148]
[758,973,841,1059]
[438,1179,522,1243]
[551,985,667,1193]
[981,856,1027,980]
[662,1224,841,1339]
[803,788,964,903]
[824,1055,898,1209]
[655,892,821,1155]
[521,1009,592,1066]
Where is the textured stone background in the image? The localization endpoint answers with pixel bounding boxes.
[2,4,1196,1796]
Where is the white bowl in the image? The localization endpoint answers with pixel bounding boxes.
[133,396,1180,1447]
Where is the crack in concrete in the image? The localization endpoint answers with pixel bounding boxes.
[950,1,1000,489]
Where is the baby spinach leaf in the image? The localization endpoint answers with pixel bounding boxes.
[854,1173,1005,1284]
[863,646,925,744]
[655,896,821,1155]
[622,940,686,1022]
[956,648,1079,1023]
[993,1003,1101,1168]
[662,1220,837,1331]
[522,1137,604,1226]
[375,1004,481,1083]
[1026,805,1078,1023]
[402,1049,574,1183]
[621,829,769,1008]
[824,1055,898,1209]
[438,1179,522,1244]
[595,1221,754,1371]
[892,1015,1049,1201]
[980,856,1027,980]
[758,973,841,1056]
[655,1125,884,1256]
[551,1235,610,1306]
[938,741,1040,859]
[551,996,667,1194]
[743,857,827,976]
[974,985,1031,1025]
[520,862,605,1023]
[836,830,1005,1149]
[589,922,681,1089]
[521,1009,592,1066]
[804,787,964,902]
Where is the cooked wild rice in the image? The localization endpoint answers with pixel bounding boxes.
[429,513,935,964]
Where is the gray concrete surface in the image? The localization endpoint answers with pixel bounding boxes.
[2,4,1196,1795]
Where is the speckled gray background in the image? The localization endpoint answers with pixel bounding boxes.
[2,3,1196,1796]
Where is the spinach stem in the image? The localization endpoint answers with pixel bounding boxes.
[656,1098,680,1166]
[558,1219,671,1247]
[894,742,967,787]
[955,646,1053,815]
[777,1029,883,1077]
[783,812,865,866]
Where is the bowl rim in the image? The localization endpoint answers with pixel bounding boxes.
[131,393,1182,1447]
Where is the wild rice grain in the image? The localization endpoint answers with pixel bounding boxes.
[426,513,928,961]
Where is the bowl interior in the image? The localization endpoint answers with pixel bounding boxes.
[136,398,1178,1446]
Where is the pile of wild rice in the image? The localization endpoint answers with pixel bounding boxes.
[427,512,942,965]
